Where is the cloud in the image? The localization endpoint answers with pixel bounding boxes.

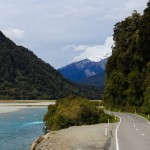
[2,28,25,42]
[73,36,114,61]
[101,0,147,21]
[0,0,148,68]
[62,44,90,52]
[62,36,114,62]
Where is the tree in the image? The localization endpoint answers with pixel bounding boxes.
[104,1,150,113]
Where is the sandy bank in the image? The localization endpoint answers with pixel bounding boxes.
[0,101,55,114]
[0,106,25,114]
[30,123,115,150]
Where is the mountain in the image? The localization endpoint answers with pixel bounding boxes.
[104,2,150,114]
[80,73,105,89]
[58,56,110,88]
[88,52,111,63]
[0,31,101,100]
[58,59,105,82]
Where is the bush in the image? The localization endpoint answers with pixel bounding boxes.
[44,95,114,131]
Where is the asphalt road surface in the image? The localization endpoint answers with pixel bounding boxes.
[109,113,150,150]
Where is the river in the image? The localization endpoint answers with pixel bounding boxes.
[0,108,47,150]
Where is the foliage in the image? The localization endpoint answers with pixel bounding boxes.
[104,1,150,114]
[44,95,114,130]
[0,31,101,100]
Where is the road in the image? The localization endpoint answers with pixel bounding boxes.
[109,113,150,150]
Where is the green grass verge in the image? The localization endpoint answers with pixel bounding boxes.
[111,115,120,123]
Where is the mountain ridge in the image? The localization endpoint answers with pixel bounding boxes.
[58,59,105,82]
[58,56,109,88]
[0,31,101,100]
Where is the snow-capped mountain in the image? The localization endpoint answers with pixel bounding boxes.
[88,52,112,62]
[58,59,104,83]
[58,53,111,88]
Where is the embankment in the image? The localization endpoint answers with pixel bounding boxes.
[30,123,115,150]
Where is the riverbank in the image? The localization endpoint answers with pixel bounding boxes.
[31,123,115,150]
[0,100,55,114]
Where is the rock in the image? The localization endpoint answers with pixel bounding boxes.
[30,136,45,150]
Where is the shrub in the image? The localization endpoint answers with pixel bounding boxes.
[44,95,114,131]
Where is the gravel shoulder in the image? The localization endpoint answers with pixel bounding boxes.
[31,123,115,150]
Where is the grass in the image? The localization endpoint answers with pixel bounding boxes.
[111,115,120,123]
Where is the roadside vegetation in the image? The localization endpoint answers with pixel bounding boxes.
[103,102,150,122]
[0,31,101,100]
[44,95,116,131]
[138,113,150,122]
[103,1,150,116]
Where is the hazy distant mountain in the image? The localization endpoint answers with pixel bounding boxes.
[58,59,105,82]
[80,73,105,89]
[0,31,101,100]
[58,54,111,88]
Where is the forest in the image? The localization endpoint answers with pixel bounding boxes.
[104,2,150,114]
[0,31,101,100]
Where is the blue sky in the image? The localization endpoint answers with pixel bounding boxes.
[0,0,148,68]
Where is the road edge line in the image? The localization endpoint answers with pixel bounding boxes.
[115,116,121,150]
[136,114,150,125]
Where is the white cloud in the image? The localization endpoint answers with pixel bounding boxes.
[0,0,148,68]
[72,36,114,62]
[74,45,90,51]
[2,28,25,42]
[62,44,90,52]
[100,0,147,21]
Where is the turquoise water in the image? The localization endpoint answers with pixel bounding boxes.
[0,108,47,150]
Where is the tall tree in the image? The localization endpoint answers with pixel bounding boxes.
[104,1,150,113]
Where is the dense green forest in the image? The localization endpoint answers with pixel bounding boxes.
[44,95,115,130]
[104,1,150,114]
[0,31,101,100]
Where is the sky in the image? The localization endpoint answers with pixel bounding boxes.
[0,0,148,68]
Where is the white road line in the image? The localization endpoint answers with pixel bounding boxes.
[135,128,145,137]
[129,114,148,137]
[136,114,150,125]
[127,115,136,128]
[141,133,145,136]
[132,118,135,123]
[115,116,121,150]
[131,114,149,137]
[131,118,136,127]
[132,119,134,123]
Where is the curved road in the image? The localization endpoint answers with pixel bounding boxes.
[109,113,150,150]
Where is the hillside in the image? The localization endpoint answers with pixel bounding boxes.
[0,31,101,100]
[80,58,108,88]
[104,2,150,114]
[80,73,105,89]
